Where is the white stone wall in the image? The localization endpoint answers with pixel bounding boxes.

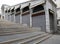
[57,8,60,19]
[44,0,57,33]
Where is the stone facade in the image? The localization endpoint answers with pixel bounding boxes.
[1,0,57,33]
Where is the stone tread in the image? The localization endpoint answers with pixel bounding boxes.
[20,33,51,44]
[0,32,45,44]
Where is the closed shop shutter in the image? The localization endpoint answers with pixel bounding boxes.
[22,13,30,26]
[32,13,46,31]
[15,14,20,23]
[11,14,14,22]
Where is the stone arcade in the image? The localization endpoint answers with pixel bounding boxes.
[1,0,57,33]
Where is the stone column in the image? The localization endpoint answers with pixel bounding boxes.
[10,9,11,21]
[10,15,11,21]
[14,9,16,23]
[44,4,50,33]
[19,7,21,24]
[20,9,22,24]
[4,10,7,20]
[6,9,8,21]
[5,10,7,20]
[29,7,33,27]
[4,10,5,20]
[4,11,6,20]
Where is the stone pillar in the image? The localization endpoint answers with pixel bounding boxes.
[10,15,11,21]
[6,9,8,21]
[14,9,16,22]
[14,14,15,22]
[29,7,33,27]
[44,4,50,33]
[4,12,5,20]
[4,10,7,20]
[5,11,7,20]
[7,10,9,21]
[20,9,22,24]
[3,10,5,20]
[10,9,11,21]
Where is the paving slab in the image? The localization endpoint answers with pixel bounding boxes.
[39,35,60,44]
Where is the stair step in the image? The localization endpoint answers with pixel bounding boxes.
[0,19,31,35]
[0,31,32,36]
[0,19,41,34]
[35,34,52,44]
[0,32,44,44]
[0,19,48,44]
[0,30,32,36]
[18,34,52,44]
[19,33,49,44]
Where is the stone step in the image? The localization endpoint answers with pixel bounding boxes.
[0,28,32,36]
[0,21,27,28]
[0,27,42,36]
[34,34,52,44]
[0,20,27,27]
[0,32,44,44]
[0,31,32,36]
[0,26,28,29]
[19,33,50,44]
[0,19,41,32]
[0,25,27,28]
[0,19,30,35]
[0,23,27,28]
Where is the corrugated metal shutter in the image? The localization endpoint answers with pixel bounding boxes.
[8,15,10,21]
[49,13,54,31]
[32,14,46,31]
[11,14,14,22]
[22,14,30,26]
[15,14,20,23]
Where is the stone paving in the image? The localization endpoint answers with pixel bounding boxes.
[39,34,60,44]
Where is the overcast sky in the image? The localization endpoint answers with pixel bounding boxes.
[0,0,29,10]
[0,0,60,10]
